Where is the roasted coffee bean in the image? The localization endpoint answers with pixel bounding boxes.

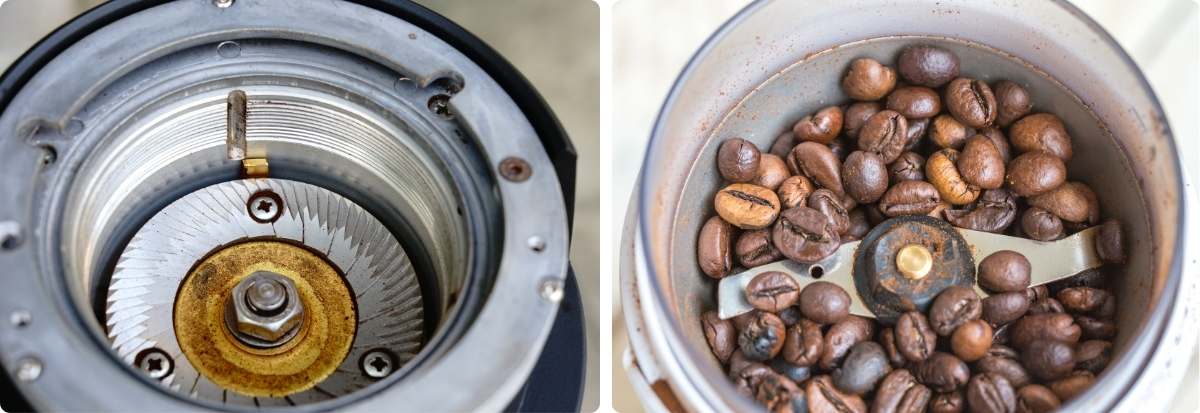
[1092,295,1116,319]
[1016,384,1061,413]
[739,312,787,361]
[806,375,868,413]
[833,342,892,395]
[1026,285,1051,303]
[845,102,882,139]
[783,319,825,367]
[887,86,942,120]
[889,152,926,184]
[842,58,897,101]
[778,175,816,210]
[978,127,1012,163]
[703,311,737,363]
[770,358,814,384]
[728,350,755,375]
[915,352,970,392]
[926,148,980,205]
[945,78,997,128]
[993,80,1032,127]
[737,229,783,267]
[789,142,846,194]
[929,114,974,150]
[1021,207,1063,241]
[872,369,932,413]
[747,271,802,312]
[820,315,874,370]
[879,328,907,368]
[1096,219,1126,264]
[1075,316,1116,340]
[944,188,1017,233]
[697,216,735,278]
[1046,269,1108,295]
[844,208,870,241]
[715,183,781,229]
[1056,287,1109,314]
[1021,339,1075,381]
[905,117,931,151]
[799,281,851,325]
[976,356,1032,389]
[985,345,1020,360]
[981,292,1030,327]
[978,251,1031,293]
[1006,151,1067,197]
[719,138,762,182]
[858,110,909,163]
[879,180,942,216]
[1047,371,1094,402]
[808,189,851,235]
[1010,313,1081,350]
[841,151,889,204]
[829,137,853,162]
[966,373,1016,413]
[930,391,965,413]
[753,154,790,191]
[732,362,773,397]
[1010,113,1073,161]
[950,320,993,362]
[795,105,844,144]
[929,286,983,336]
[897,45,960,88]
[895,311,938,363]
[732,310,759,332]
[958,135,1005,189]
[1027,298,1065,315]
[756,373,803,413]
[779,306,803,326]
[1074,340,1112,374]
[1027,181,1096,223]
[770,132,798,158]
[774,206,842,263]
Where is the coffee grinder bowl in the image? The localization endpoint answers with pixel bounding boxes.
[620,1,1196,412]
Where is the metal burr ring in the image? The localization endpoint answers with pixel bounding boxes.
[106,178,423,405]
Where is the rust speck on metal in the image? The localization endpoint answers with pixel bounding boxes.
[499,157,532,182]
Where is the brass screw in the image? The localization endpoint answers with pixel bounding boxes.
[896,244,933,280]
[499,157,532,182]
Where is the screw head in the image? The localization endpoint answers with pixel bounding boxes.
[527,236,546,252]
[361,349,395,379]
[14,357,41,382]
[212,0,234,8]
[134,348,172,380]
[9,310,30,327]
[246,191,284,223]
[499,157,532,182]
[538,277,564,303]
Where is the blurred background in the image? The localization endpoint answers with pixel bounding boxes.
[0,0,599,411]
[612,0,1198,411]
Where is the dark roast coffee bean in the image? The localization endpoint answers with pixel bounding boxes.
[1096,219,1126,264]
[1046,268,1108,295]
[1092,295,1116,319]
[789,141,846,195]
[703,311,737,363]
[944,188,1017,233]
[950,320,993,362]
[773,206,841,263]
[829,137,853,162]
[770,358,814,384]
[808,189,851,236]
[845,102,882,139]
[966,373,1016,413]
[806,375,868,413]
[1010,113,1073,161]
[915,352,970,392]
[1027,181,1096,223]
[889,151,926,184]
[930,391,965,413]
[728,350,755,376]
[1075,316,1116,340]
[944,77,997,128]
[1016,384,1061,413]
[1026,285,1051,303]
[842,151,889,204]
[753,154,790,191]
[958,135,1005,189]
[783,319,824,367]
[879,180,942,217]
[858,110,909,163]
[731,362,773,397]
[1056,287,1109,314]
[929,114,973,150]
[976,355,1032,389]
[897,45,959,87]
[1006,151,1067,197]
[978,127,1012,163]
[843,58,897,101]
[756,373,802,413]
[978,251,1031,293]
[895,311,937,363]
[795,105,844,144]
[879,328,908,368]
[747,271,801,312]
[1010,313,1081,350]
[697,216,735,278]
[1021,207,1063,241]
[993,80,1032,127]
[981,292,1030,327]
[819,315,874,370]
[833,342,892,395]
[779,306,802,326]
[844,208,870,242]
[927,148,980,206]
[799,281,851,324]
[985,345,1020,360]
[904,118,929,151]
[778,175,816,209]
[769,132,797,158]
[872,369,932,413]
[736,229,783,268]
[1048,371,1094,402]
[1021,339,1075,381]
[715,183,781,229]
[1074,340,1112,374]
[1027,298,1065,315]
[929,286,983,336]
[739,312,787,361]
[719,138,762,182]
[887,86,942,120]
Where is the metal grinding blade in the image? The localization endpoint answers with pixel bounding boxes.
[105,178,424,406]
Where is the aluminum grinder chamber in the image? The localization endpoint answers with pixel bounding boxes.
[0,0,584,411]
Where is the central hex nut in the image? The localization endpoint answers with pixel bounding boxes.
[226,271,304,347]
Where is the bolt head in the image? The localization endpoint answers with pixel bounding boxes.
[15,357,41,382]
[361,350,395,379]
[230,272,303,344]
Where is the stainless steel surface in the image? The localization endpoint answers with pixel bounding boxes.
[716,241,864,319]
[226,90,248,161]
[622,1,1193,412]
[227,271,304,346]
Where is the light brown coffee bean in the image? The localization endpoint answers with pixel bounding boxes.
[794,105,844,144]
[926,148,981,205]
[1010,113,1073,161]
[842,58,897,101]
[697,216,735,278]
[753,153,790,191]
[1006,151,1066,197]
[778,175,816,210]
[958,135,1006,189]
[887,86,942,120]
[889,151,926,184]
[929,114,974,150]
[715,183,781,229]
[858,110,909,163]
